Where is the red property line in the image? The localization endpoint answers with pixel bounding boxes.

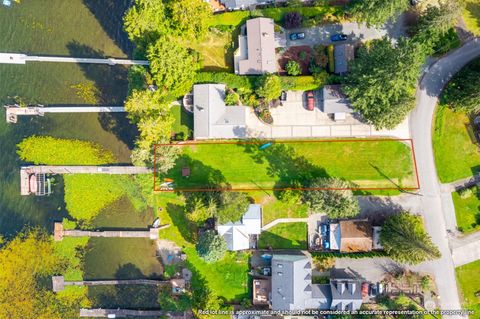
[153,138,421,192]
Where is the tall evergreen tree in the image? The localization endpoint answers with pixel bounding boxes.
[348,0,409,27]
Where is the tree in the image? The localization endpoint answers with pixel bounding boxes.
[196,230,227,263]
[441,58,480,113]
[284,11,302,29]
[256,74,282,102]
[216,192,250,224]
[285,60,302,76]
[167,0,212,41]
[147,38,198,99]
[344,37,426,129]
[123,0,169,44]
[186,196,217,224]
[380,212,441,265]
[301,178,360,218]
[0,230,86,319]
[124,90,172,119]
[348,0,409,27]
[224,91,239,106]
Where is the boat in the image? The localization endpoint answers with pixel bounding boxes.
[152,218,161,228]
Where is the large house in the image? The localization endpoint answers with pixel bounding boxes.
[254,253,363,311]
[234,18,277,75]
[193,84,248,139]
[217,204,262,250]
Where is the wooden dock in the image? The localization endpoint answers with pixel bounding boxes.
[79,309,188,318]
[52,276,169,292]
[5,105,125,123]
[54,222,169,241]
[20,166,152,196]
[0,53,148,66]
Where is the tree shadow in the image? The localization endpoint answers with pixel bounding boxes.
[466,2,480,33]
[82,0,134,57]
[66,41,129,105]
[87,263,161,309]
[98,112,138,150]
[166,203,198,244]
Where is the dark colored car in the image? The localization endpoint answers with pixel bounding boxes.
[280,91,287,101]
[331,33,348,42]
[289,32,305,41]
[306,91,315,111]
[369,283,378,297]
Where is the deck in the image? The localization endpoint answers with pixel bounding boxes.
[0,53,148,66]
[52,276,169,292]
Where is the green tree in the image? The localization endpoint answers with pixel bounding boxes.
[167,0,212,41]
[441,58,480,113]
[196,230,227,263]
[301,178,359,218]
[124,90,171,118]
[0,230,87,319]
[348,0,410,27]
[285,60,302,76]
[147,38,198,99]
[256,74,282,102]
[186,196,217,224]
[344,37,426,129]
[224,91,239,106]
[123,0,169,44]
[216,192,250,224]
[380,212,441,265]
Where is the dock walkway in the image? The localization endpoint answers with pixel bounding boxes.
[79,309,188,318]
[52,276,169,292]
[0,53,148,65]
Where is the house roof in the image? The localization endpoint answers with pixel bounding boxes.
[321,85,353,114]
[330,279,363,311]
[334,44,354,74]
[217,204,262,251]
[339,220,373,253]
[238,18,276,75]
[221,0,265,9]
[193,84,247,139]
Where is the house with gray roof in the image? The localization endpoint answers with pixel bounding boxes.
[234,18,277,75]
[221,0,269,10]
[193,84,248,139]
[269,253,363,311]
[217,204,262,251]
[320,85,354,121]
[334,44,354,75]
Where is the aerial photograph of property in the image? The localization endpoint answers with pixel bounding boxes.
[1,0,480,318]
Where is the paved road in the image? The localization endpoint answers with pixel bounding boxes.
[409,38,480,317]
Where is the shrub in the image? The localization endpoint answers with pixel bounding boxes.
[17,136,116,165]
[299,51,307,60]
[459,187,474,199]
[327,44,335,73]
[433,28,461,56]
[312,255,335,272]
[256,74,282,102]
[224,90,240,105]
[284,11,302,29]
[196,230,227,263]
[195,72,257,92]
[280,75,327,91]
[285,60,302,76]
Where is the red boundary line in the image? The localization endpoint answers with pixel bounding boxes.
[153,138,421,192]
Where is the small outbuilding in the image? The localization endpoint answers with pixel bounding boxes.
[334,44,354,75]
[320,85,354,121]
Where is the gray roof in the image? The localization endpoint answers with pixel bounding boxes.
[217,204,262,251]
[238,18,276,75]
[321,85,353,114]
[334,44,354,74]
[193,84,247,139]
[222,0,266,9]
[330,279,363,311]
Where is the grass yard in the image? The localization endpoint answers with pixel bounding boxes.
[433,106,480,183]
[159,139,417,190]
[456,260,480,316]
[259,194,308,225]
[451,187,480,233]
[463,0,480,36]
[171,104,193,140]
[258,222,307,249]
[190,30,235,72]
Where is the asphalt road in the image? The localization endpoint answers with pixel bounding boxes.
[410,38,480,317]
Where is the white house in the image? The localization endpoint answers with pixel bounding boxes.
[217,204,262,251]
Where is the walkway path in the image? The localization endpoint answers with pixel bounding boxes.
[52,275,169,292]
[440,174,480,193]
[79,309,188,318]
[5,105,125,123]
[261,217,308,231]
[409,37,480,317]
[0,53,148,65]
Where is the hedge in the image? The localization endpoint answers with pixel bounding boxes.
[327,44,335,73]
[311,251,388,258]
[280,76,325,91]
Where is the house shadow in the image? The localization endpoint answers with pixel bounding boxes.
[82,0,134,57]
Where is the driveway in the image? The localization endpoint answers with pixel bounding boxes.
[409,38,480,317]
[244,90,410,139]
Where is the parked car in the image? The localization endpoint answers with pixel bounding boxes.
[331,33,348,42]
[369,283,378,296]
[280,91,287,101]
[377,282,384,295]
[361,282,369,298]
[290,32,305,41]
[306,91,315,111]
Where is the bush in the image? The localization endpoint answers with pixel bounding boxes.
[459,187,474,199]
[256,74,282,102]
[280,75,327,91]
[224,90,240,105]
[327,44,335,73]
[284,11,302,29]
[195,72,257,92]
[17,136,116,165]
[285,60,302,76]
[312,255,335,272]
[433,28,461,56]
[196,230,227,263]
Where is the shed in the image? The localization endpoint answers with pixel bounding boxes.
[320,85,353,115]
[334,44,354,74]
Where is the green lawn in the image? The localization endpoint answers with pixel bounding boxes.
[258,222,307,249]
[260,194,308,225]
[456,260,480,316]
[190,31,235,72]
[160,139,417,190]
[463,0,480,36]
[451,187,480,233]
[171,104,193,140]
[433,106,480,183]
